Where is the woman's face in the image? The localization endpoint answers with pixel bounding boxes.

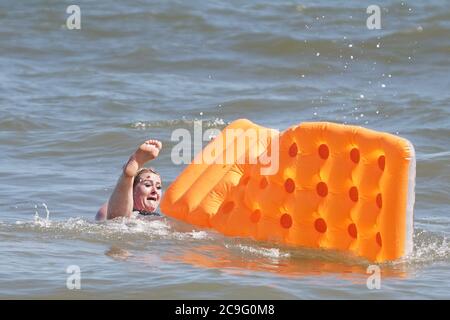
[133,172,162,212]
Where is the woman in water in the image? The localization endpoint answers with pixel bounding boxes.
[96,139,163,221]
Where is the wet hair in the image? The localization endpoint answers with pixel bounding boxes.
[133,167,161,189]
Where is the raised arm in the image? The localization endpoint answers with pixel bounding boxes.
[96,139,162,221]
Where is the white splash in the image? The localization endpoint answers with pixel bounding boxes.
[42,203,50,221]
[31,203,51,227]
[189,230,209,239]
[229,244,290,260]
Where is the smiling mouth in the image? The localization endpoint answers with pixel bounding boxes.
[147,196,157,201]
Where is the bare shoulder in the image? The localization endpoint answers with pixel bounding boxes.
[95,202,108,221]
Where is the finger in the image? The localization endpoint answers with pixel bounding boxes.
[144,140,156,145]
[144,139,161,149]
[148,139,161,148]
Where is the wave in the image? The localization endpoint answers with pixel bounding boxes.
[0,115,55,131]
[129,117,227,130]
[5,214,213,243]
[4,211,447,267]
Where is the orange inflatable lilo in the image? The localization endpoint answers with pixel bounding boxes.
[161,119,415,262]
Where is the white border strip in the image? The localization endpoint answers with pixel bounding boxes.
[405,141,416,256]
